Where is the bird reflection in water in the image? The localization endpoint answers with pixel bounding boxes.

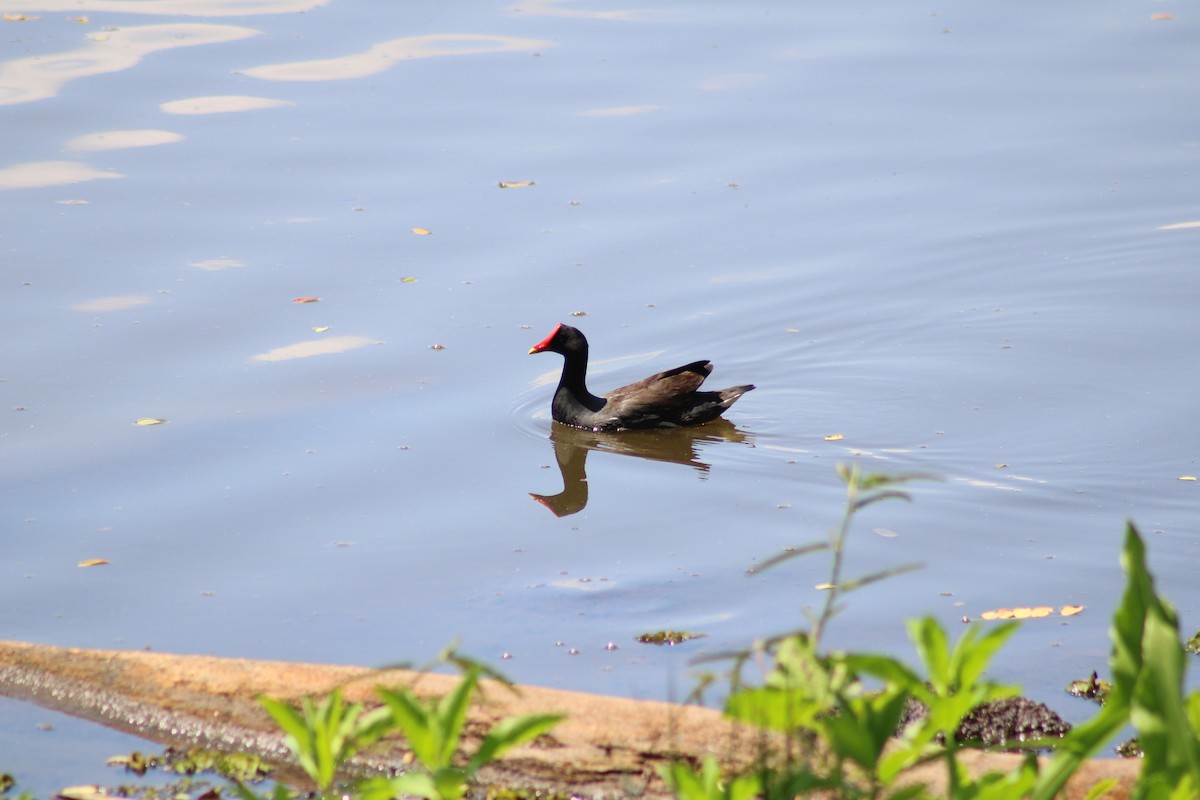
[529,420,752,517]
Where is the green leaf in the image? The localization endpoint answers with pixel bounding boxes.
[749,541,830,575]
[908,617,952,691]
[819,688,909,772]
[377,686,441,769]
[1084,777,1119,800]
[469,712,566,771]
[434,668,478,768]
[725,685,822,734]
[658,758,762,800]
[1031,523,1157,800]
[361,772,441,800]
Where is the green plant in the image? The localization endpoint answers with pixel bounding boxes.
[1032,522,1200,800]
[251,647,564,800]
[259,688,391,793]
[357,664,564,800]
[673,467,1041,799]
[660,756,762,800]
[673,469,1200,800]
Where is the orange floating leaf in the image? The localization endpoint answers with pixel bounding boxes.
[411,227,432,235]
[1150,12,1174,20]
[293,296,320,303]
[77,558,109,567]
[498,180,536,188]
[1061,605,1085,617]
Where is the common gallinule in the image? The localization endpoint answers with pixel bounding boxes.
[528,323,755,431]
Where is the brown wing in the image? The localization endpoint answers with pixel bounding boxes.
[602,360,712,415]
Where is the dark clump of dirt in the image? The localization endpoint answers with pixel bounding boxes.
[901,695,1071,749]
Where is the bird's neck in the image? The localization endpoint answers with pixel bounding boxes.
[556,345,605,410]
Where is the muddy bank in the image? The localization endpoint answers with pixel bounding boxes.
[0,641,1138,798]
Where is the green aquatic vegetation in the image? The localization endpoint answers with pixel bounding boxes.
[248,647,563,800]
[1031,522,1200,800]
[668,467,1200,800]
[260,688,391,793]
[637,630,707,646]
[356,665,564,800]
[1065,672,1112,706]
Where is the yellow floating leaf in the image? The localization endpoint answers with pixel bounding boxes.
[400,276,418,283]
[71,15,90,23]
[1179,475,1196,481]
[823,434,844,441]
[411,227,432,235]
[995,463,1008,469]
[982,604,1083,620]
[3,12,39,20]
[135,418,166,426]
[293,296,320,303]
[980,610,1004,621]
[58,787,108,800]
[312,326,330,333]
[498,180,535,188]
[77,559,109,567]
[814,582,834,591]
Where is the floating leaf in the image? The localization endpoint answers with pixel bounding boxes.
[1158,221,1200,230]
[1150,12,1174,20]
[824,434,844,441]
[77,559,109,568]
[134,418,166,426]
[980,605,1083,620]
[312,326,330,333]
[400,276,417,283]
[58,787,107,800]
[411,227,432,235]
[498,180,535,188]
[3,12,39,20]
[1179,476,1197,481]
[292,296,320,303]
